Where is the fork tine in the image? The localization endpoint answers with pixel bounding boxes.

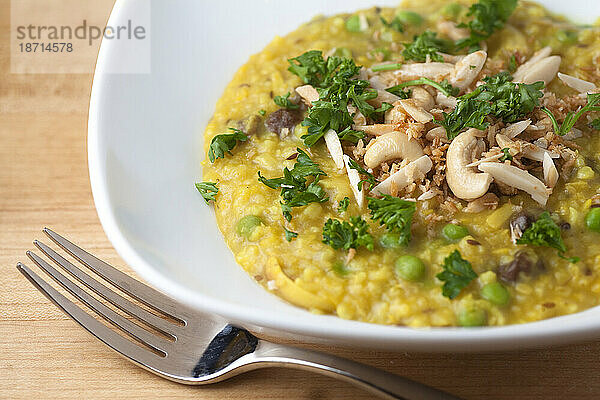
[34,239,179,339]
[26,250,170,355]
[17,263,162,369]
[43,228,188,322]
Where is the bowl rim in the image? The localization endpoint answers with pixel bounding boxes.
[87,0,600,351]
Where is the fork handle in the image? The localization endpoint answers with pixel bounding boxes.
[251,340,460,400]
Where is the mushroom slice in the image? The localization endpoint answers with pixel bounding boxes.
[446,129,493,201]
[503,120,531,138]
[558,72,597,93]
[354,124,396,136]
[343,155,364,208]
[394,62,455,80]
[295,85,320,105]
[543,151,559,188]
[449,50,487,90]
[363,131,425,169]
[478,162,550,206]
[371,156,433,196]
[324,129,345,169]
[399,99,434,123]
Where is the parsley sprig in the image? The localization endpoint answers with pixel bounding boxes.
[436,250,478,299]
[542,93,600,136]
[274,92,299,110]
[195,182,218,204]
[367,196,416,246]
[438,71,544,140]
[322,216,374,251]
[402,31,453,63]
[380,16,404,33]
[208,128,248,163]
[499,148,513,162]
[455,0,518,51]
[287,51,390,146]
[258,148,328,222]
[516,212,579,263]
[284,227,298,242]
[337,197,350,213]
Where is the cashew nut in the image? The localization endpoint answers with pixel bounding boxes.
[449,50,487,90]
[363,131,425,169]
[446,129,493,201]
[371,155,433,196]
[478,162,550,206]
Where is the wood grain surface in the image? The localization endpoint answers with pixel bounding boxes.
[1,1,600,399]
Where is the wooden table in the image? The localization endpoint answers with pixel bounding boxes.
[1,1,600,399]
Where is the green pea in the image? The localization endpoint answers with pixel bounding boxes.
[457,306,487,327]
[442,3,463,19]
[395,255,426,282]
[236,215,263,238]
[442,224,470,243]
[557,30,578,44]
[585,208,600,233]
[346,15,362,32]
[395,10,424,26]
[333,47,353,59]
[379,232,403,249]
[481,282,510,306]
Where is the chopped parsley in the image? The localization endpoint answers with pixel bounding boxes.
[337,197,350,213]
[591,118,600,130]
[348,158,378,191]
[402,31,453,63]
[380,16,404,33]
[273,92,299,110]
[499,147,513,162]
[258,109,266,116]
[208,128,248,163]
[284,227,298,242]
[195,182,218,204]
[436,250,478,299]
[542,93,600,136]
[287,51,387,146]
[322,216,374,251]
[386,78,459,98]
[455,0,518,51]
[516,212,579,263]
[367,196,416,246]
[438,71,544,140]
[258,148,328,222]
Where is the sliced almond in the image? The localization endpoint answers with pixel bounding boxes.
[343,155,364,208]
[543,151,559,188]
[478,162,550,206]
[324,129,345,169]
[371,155,433,196]
[558,72,596,93]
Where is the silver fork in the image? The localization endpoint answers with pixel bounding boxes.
[17,228,460,400]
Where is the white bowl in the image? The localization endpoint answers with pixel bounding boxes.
[89,0,600,351]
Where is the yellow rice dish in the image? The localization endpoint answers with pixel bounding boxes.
[200,0,600,327]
